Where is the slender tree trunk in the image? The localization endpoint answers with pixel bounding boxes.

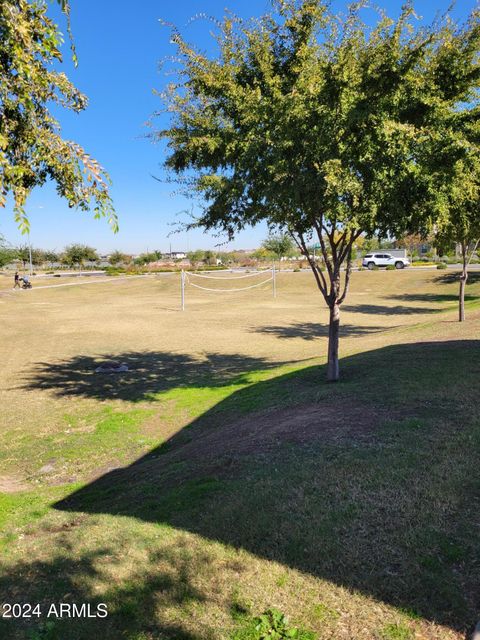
[459,274,467,322]
[290,227,359,383]
[327,302,340,382]
[459,245,467,322]
[458,273,467,322]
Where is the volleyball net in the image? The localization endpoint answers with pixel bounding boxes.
[180,267,276,310]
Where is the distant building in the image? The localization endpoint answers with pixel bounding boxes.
[165,251,187,260]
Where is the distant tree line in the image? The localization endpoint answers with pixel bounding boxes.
[0,241,102,270]
[0,232,469,273]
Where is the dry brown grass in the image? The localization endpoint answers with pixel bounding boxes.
[0,269,477,452]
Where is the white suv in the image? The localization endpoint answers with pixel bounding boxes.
[362,253,410,270]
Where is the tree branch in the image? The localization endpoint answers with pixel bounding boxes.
[314,220,334,283]
[338,244,354,305]
[292,231,329,301]
[467,238,480,268]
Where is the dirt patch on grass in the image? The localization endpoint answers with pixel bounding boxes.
[135,398,392,484]
[56,396,393,506]
[0,474,28,493]
[197,399,382,454]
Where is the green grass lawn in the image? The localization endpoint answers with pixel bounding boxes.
[0,270,479,639]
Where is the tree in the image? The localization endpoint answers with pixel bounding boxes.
[0,236,14,268]
[0,246,13,268]
[0,0,117,233]
[187,249,206,268]
[395,233,425,260]
[62,244,98,268]
[133,251,162,266]
[262,234,295,260]
[252,247,275,261]
[433,157,480,322]
[134,251,162,265]
[108,250,129,266]
[43,251,59,267]
[419,13,480,323]
[203,250,217,266]
[14,244,44,268]
[156,1,480,381]
[360,235,394,254]
[218,250,245,265]
[31,248,45,266]
[15,244,31,269]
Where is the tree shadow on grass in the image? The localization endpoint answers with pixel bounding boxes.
[434,272,480,285]
[0,543,208,640]
[7,341,480,637]
[19,351,293,403]
[253,321,387,340]
[387,293,479,304]
[341,303,440,315]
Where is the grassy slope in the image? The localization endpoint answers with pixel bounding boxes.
[0,271,479,640]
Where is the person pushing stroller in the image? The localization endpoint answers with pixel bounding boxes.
[14,272,32,289]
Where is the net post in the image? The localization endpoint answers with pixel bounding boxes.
[181,270,185,311]
[272,263,276,298]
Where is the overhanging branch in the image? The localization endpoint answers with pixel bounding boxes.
[291,231,329,301]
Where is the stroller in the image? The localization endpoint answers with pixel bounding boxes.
[21,277,32,289]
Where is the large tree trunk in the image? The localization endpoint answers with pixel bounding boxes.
[327,303,340,382]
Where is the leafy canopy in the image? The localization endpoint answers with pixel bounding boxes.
[62,243,98,266]
[108,250,130,266]
[15,244,45,266]
[434,155,480,257]
[0,0,117,232]
[43,250,59,264]
[417,7,480,261]
[0,235,15,267]
[262,233,295,259]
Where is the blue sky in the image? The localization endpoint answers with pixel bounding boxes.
[0,0,476,254]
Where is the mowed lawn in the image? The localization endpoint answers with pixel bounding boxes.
[0,269,479,640]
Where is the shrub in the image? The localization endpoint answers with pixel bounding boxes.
[379,623,413,640]
[386,264,395,270]
[105,266,127,276]
[232,609,316,640]
[436,263,448,270]
[293,267,301,272]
